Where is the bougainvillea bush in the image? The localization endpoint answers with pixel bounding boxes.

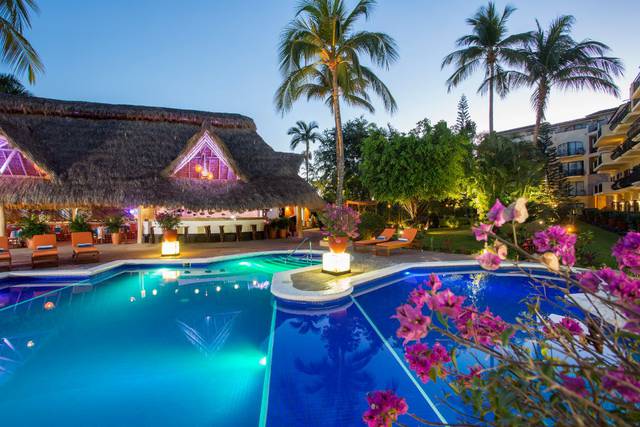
[364,199,640,427]
[319,203,361,239]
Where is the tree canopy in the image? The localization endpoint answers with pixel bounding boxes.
[360,120,469,220]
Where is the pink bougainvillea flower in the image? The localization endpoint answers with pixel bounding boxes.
[408,286,429,308]
[559,374,589,397]
[455,307,511,347]
[533,225,577,267]
[363,390,408,427]
[612,231,640,274]
[507,197,529,224]
[457,365,483,387]
[544,317,585,336]
[477,249,502,271]
[404,342,451,383]
[393,304,431,344]
[487,200,507,227]
[472,223,493,241]
[427,288,465,318]
[426,273,442,292]
[603,370,640,403]
[577,270,602,292]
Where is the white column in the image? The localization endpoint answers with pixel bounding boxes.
[0,204,5,237]
[296,206,303,238]
[71,207,78,221]
[137,205,144,244]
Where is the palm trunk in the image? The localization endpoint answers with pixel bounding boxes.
[489,64,495,134]
[305,141,310,183]
[532,82,548,145]
[331,69,345,205]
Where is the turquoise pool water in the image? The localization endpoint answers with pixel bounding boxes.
[0,258,568,426]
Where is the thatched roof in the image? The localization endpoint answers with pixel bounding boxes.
[0,94,323,210]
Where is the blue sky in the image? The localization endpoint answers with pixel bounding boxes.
[8,0,640,153]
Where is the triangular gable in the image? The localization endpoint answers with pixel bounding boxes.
[0,136,48,178]
[166,129,244,181]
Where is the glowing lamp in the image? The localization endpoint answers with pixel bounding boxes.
[43,301,55,311]
[195,164,203,173]
[161,241,180,256]
[322,252,351,275]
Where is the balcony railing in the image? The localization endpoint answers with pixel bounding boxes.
[632,71,640,96]
[557,146,585,157]
[611,137,640,160]
[562,169,585,177]
[588,123,599,133]
[628,116,640,141]
[565,189,587,197]
[612,166,640,190]
[609,102,630,131]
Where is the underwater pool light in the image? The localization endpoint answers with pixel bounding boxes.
[215,286,221,292]
[238,261,251,267]
[234,284,240,290]
[259,356,267,366]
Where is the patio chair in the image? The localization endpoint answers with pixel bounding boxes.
[354,228,396,252]
[71,232,99,262]
[375,228,418,256]
[0,236,11,269]
[31,234,59,267]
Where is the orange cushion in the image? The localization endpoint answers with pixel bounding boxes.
[74,246,99,254]
[32,249,58,258]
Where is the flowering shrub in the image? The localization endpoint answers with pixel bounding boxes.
[364,198,640,426]
[155,210,181,231]
[319,203,361,239]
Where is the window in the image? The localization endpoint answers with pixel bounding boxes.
[562,161,584,177]
[566,181,585,196]
[557,141,585,156]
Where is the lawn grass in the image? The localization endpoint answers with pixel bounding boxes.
[419,227,482,254]
[575,220,619,268]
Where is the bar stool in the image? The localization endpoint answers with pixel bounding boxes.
[204,225,211,242]
[235,224,243,242]
[218,225,225,242]
[251,224,257,240]
[183,226,189,243]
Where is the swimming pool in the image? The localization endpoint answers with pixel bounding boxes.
[0,257,568,426]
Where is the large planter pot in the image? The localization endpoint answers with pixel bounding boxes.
[163,229,178,242]
[328,236,349,253]
[278,229,288,239]
[111,232,122,245]
[268,227,277,239]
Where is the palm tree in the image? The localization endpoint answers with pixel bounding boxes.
[0,0,43,83]
[275,0,398,205]
[288,120,321,183]
[509,15,623,144]
[0,73,30,95]
[442,2,530,133]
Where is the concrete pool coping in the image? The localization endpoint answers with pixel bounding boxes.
[270,260,561,303]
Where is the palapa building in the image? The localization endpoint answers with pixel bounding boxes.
[0,94,323,240]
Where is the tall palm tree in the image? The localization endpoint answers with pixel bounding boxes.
[509,15,623,144]
[442,2,530,133]
[0,73,30,95]
[0,0,43,83]
[275,0,398,205]
[288,120,320,183]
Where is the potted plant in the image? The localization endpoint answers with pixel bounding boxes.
[105,216,124,245]
[319,204,360,253]
[156,211,181,242]
[69,214,91,232]
[275,217,290,239]
[18,214,50,249]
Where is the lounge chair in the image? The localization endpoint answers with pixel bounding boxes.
[375,228,418,256]
[354,228,396,251]
[71,232,99,262]
[31,234,59,267]
[0,236,11,269]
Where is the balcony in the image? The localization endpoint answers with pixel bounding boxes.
[632,72,640,102]
[609,102,631,131]
[557,146,585,157]
[612,166,640,191]
[611,138,640,160]
[565,188,587,197]
[628,116,640,141]
[588,123,599,133]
